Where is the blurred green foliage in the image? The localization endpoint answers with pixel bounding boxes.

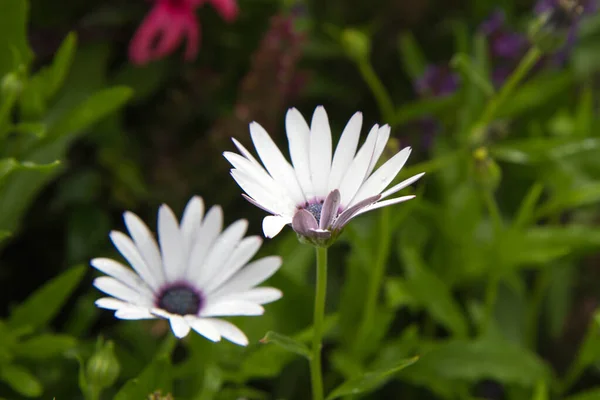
[2,0,600,399]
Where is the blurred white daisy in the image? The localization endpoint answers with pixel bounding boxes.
[91,196,282,345]
[224,106,424,246]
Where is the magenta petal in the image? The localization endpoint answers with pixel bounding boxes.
[333,194,381,230]
[319,189,341,230]
[207,0,239,22]
[292,209,319,237]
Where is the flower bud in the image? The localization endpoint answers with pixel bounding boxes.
[472,147,502,191]
[1,73,22,98]
[86,340,120,390]
[528,0,585,53]
[341,29,370,62]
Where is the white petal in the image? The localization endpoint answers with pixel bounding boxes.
[95,297,128,310]
[227,287,283,304]
[193,219,248,289]
[356,195,416,216]
[114,306,155,320]
[169,315,191,338]
[230,169,293,216]
[205,236,263,294]
[185,316,222,342]
[158,204,185,282]
[262,215,289,238]
[338,124,380,207]
[208,319,249,346]
[309,106,332,197]
[348,147,412,207]
[249,122,306,204]
[185,206,222,281]
[200,300,264,317]
[93,277,153,307]
[209,256,282,299]
[286,108,314,199]
[365,125,391,177]
[90,258,154,298]
[379,173,424,200]
[109,231,162,290]
[123,212,164,285]
[232,138,263,168]
[180,196,204,261]
[225,152,289,203]
[328,112,362,191]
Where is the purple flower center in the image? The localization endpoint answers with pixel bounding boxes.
[305,202,323,223]
[157,284,202,315]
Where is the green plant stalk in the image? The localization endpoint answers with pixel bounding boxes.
[470,46,542,143]
[525,269,550,349]
[480,190,503,336]
[310,246,328,400]
[357,60,395,123]
[355,207,391,354]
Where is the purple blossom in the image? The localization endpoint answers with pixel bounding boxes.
[479,10,528,60]
[414,65,459,98]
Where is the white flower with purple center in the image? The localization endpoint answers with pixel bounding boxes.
[224,106,424,247]
[90,196,283,345]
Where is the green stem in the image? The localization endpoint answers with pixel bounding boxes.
[480,190,503,336]
[526,269,550,350]
[470,46,542,144]
[357,60,395,123]
[482,190,503,232]
[480,274,499,336]
[310,247,328,400]
[355,207,391,354]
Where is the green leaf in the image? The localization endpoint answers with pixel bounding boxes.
[392,95,457,126]
[513,182,544,229]
[9,265,86,330]
[326,357,418,400]
[0,158,60,189]
[397,32,427,80]
[401,248,468,337]
[114,356,172,400]
[491,138,600,165]
[450,53,494,97]
[196,364,223,400]
[47,86,133,139]
[0,364,42,397]
[10,122,46,137]
[0,0,32,77]
[43,32,77,100]
[497,71,573,118]
[535,183,600,219]
[566,388,600,400]
[403,338,550,386]
[14,333,77,359]
[260,331,311,359]
[533,381,548,400]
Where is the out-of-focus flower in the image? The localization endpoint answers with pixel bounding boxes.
[224,106,424,246]
[480,10,528,61]
[129,0,238,65]
[531,0,596,56]
[414,65,459,98]
[91,196,282,344]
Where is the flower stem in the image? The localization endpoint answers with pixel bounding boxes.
[355,207,391,355]
[470,46,542,144]
[357,60,395,123]
[480,190,503,336]
[310,246,328,400]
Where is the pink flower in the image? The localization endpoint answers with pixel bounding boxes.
[129,0,239,65]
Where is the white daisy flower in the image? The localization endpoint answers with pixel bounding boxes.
[224,106,424,246]
[90,196,283,345]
